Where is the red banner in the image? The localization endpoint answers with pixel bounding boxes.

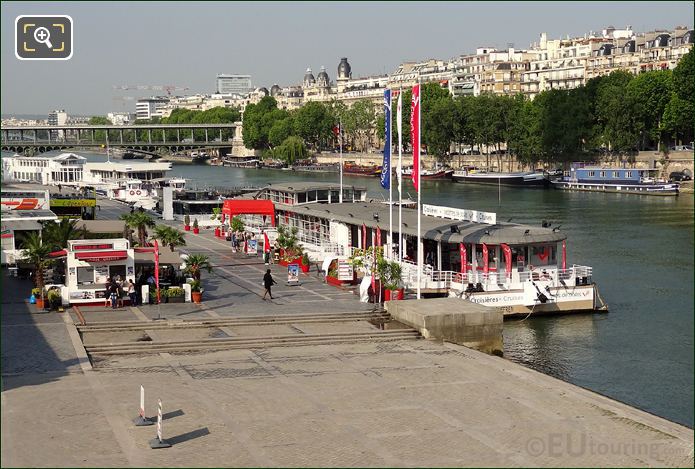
[501,243,512,278]
[482,243,489,275]
[263,231,271,253]
[153,239,160,304]
[562,240,567,270]
[362,223,367,249]
[459,243,466,274]
[376,226,381,247]
[410,84,420,192]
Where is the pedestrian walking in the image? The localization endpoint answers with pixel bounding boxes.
[262,269,276,300]
[109,279,119,309]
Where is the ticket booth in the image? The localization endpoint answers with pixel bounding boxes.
[64,238,134,305]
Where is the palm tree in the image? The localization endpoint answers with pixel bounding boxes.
[152,225,187,252]
[19,232,53,300]
[120,212,155,247]
[183,253,212,281]
[42,218,81,250]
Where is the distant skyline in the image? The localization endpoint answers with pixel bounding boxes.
[1,1,693,115]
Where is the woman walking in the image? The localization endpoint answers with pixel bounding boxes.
[127,279,137,306]
[262,269,276,300]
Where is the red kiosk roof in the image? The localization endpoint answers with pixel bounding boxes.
[222,199,276,226]
[74,250,128,262]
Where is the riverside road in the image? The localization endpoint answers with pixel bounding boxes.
[1,197,693,467]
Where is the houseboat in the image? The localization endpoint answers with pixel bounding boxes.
[452,169,550,188]
[552,164,679,196]
[343,162,381,177]
[221,182,602,317]
[401,167,454,180]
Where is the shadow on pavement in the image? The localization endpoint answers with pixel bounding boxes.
[166,427,210,445]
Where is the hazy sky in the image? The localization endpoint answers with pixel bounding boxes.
[2,1,693,116]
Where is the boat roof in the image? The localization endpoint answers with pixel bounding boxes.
[277,201,566,245]
[84,161,172,171]
[258,182,367,194]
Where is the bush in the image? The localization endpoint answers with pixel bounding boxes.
[184,214,190,226]
[302,253,310,265]
[190,280,202,292]
[192,218,199,229]
[167,287,184,297]
[47,289,62,307]
[31,287,41,297]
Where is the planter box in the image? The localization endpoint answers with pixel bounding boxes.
[193,228,200,234]
[167,295,185,303]
[326,276,356,287]
[214,228,221,237]
[184,225,190,232]
[279,257,302,267]
[300,263,310,273]
[384,288,405,301]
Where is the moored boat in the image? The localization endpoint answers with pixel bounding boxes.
[343,161,381,177]
[452,169,550,188]
[551,164,679,196]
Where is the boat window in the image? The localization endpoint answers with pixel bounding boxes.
[599,171,606,178]
[588,171,595,177]
[297,193,307,203]
[626,171,633,178]
[316,190,328,202]
[330,190,339,202]
[613,171,620,178]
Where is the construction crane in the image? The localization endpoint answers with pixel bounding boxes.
[112,84,190,96]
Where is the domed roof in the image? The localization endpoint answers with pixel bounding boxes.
[257,87,269,96]
[317,66,330,86]
[304,67,315,85]
[337,57,352,79]
[270,84,282,96]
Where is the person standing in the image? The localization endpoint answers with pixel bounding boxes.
[127,279,136,306]
[262,269,276,300]
[109,279,119,309]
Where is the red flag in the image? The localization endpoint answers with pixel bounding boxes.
[376,226,381,246]
[153,239,160,304]
[562,240,567,270]
[501,243,512,278]
[332,123,341,136]
[410,84,421,192]
[263,231,271,253]
[482,243,489,275]
[362,223,367,249]
[459,243,466,274]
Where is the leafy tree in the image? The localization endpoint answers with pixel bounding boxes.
[274,136,307,165]
[19,232,53,299]
[626,70,672,149]
[42,218,81,250]
[183,254,212,281]
[230,216,245,233]
[151,225,186,252]
[293,102,332,151]
[120,212,155,247]
[672,48,694,103]
[661,94,694,146]
[268,116,295,148]
[89,116,112,142]
[242,97,290,150]
[423,96,456,161]
[343,99,377,152]
[595,70,639,153]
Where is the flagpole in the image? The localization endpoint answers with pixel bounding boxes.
[388,93,393,260]
[339,118,343,203]
[416,83,422,300]
[397,88,403,264]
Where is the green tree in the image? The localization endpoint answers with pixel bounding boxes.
[89,116,112,142]
[242,97,288,150]
[42,218,81,250]
[274,136,307,165]
[183,254,212,281]
[661,95,694,146]
[343,99,377,152]
[151,225,186,252]
[672,48,694,103]
[268,116,295,148]
[423,96,456,161]
[293,101,332,151]
[120,212,155,247]
[595,70,639,153]
[626,70,672,149]
[19,232,53,299]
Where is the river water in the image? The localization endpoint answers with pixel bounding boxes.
[6,152,694,427]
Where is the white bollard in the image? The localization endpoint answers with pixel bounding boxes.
[141,285,150,305]
[149,399,171,448]
[133,384,154,426]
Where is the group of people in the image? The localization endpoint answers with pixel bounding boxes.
[104,276,136,309]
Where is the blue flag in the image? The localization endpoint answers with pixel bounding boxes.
[380,89,391,189]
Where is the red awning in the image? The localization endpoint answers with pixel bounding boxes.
[74,250,128,262]
[49,249,67,258]
[222,199,276,226]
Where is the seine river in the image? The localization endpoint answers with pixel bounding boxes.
[6,152,694,427]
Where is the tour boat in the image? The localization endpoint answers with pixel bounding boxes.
[292,162,340,173]
[222,182,603,317]
[551,164,679,196]
[452,169,550,188]
[343,162,381,177]
[401,167,454,179]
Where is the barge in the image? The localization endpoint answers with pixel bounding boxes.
[452,169,550,188]
[552,164,679,196]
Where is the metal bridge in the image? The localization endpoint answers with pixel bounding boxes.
[1,123,240,154]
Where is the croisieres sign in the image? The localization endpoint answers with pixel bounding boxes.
[422,204,496,225]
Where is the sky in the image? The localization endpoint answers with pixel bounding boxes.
[1,1,693,116]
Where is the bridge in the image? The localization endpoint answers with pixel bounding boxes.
[1,123,241,154]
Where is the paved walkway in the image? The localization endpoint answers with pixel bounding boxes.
[2,197,693,467]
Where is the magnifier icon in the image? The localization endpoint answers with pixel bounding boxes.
[33,27,53,49]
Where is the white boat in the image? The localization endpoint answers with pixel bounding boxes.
[452,170,550,188]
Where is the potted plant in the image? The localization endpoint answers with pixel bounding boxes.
[300,253,310,273]
[152,225,187,252]
[211,209,222,237]
[190,280,203,304]
[192,218,200,234]
[20,233,53,311]
[276,225,303,266]
[378,258,404,301]
[166,287,185,303]
[184,214,191,232]
[47,289,62,310]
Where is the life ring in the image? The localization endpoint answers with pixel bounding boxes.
[136,190,142,195]
[130,190,135,195]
